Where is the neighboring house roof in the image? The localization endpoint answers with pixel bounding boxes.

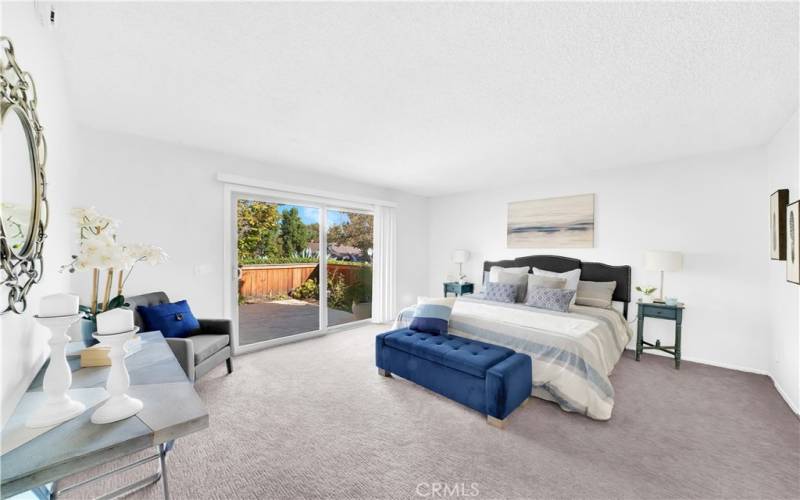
[305,243,364,261]
[329,245,363,260]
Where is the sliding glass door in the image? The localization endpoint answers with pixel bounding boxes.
[236,198,321,346]
[326,209,374,328]
[233,195,373,350]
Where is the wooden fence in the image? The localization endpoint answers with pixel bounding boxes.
[239,263,369,298]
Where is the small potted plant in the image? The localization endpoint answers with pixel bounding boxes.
[635,286,657,303]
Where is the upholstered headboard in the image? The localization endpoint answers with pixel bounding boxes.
[482,255,632,318]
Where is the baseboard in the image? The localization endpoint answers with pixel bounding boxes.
[771,377,800,416]
[625,348,798,416]
[679,355,769,375]
[623,347,768,375]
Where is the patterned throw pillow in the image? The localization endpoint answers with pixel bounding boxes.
[524,286,576,313]
[494,270,529,302]
[410,297,454,335]
[483,282,517,303]
[531,267,581,306]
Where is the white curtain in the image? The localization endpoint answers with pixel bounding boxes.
[372,205,397,323]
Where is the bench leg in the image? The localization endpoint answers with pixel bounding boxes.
[378,368,391,377]
[487,415,507,429]
[226,358,233,375]
[487,398,530,429]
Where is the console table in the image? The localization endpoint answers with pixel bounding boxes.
[1,331,209,499]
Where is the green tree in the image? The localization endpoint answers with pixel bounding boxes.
[280,207,309,256]
[237,200,280,263]
[305,222,320,244]
[327,213,374,260]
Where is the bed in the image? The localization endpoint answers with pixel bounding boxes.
[394,255,632,420]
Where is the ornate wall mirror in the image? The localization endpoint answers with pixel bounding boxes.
[1,36,49,314]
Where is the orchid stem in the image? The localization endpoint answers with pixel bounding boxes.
[102,268,114,312]
[117,269,124,296]
[91,269,99,315]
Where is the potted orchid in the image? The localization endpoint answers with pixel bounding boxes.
[62,207,168,344]
[635,285,658,303]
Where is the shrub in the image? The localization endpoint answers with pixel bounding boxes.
[289,279,319,300]
[288,273,350,312]
[327,271,349,311]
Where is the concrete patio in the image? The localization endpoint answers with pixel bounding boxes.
[239,300,356,345]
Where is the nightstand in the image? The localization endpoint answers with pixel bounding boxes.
[443,282,474,297]
[636,301,685,369]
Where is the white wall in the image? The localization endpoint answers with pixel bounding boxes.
[70,127,429,321]
[427,147,770,373]
[1,3,80,426]
[766,109,800,413]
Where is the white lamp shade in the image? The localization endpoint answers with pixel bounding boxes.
[644,250,683,272]
[451,250,470,264]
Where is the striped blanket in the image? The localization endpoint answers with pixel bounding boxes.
[394,296,632,420]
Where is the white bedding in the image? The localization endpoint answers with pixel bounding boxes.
[394,296,632,420]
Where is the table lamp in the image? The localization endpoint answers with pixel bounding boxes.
[644,250,683,303]
[452,250,470,284]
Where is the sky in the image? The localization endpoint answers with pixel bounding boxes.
[278,204,350,227]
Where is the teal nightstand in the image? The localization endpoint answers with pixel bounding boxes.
[443,282,474,297]
[635,301,685,369]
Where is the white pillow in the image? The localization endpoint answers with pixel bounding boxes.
[489,265,529,282]
[531,267,581,306]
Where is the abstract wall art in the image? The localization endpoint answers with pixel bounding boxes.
[507,194,595,249]
[787,200,799,284]
[770,189,789,260]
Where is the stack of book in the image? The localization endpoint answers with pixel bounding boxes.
[79,336,143,367]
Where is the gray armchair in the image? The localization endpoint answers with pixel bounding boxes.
[125,292,233,382]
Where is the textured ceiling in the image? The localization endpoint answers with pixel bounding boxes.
[54,2,798,196]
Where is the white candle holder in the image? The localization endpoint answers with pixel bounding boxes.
[26,314,85,428]
[91,327,143,424]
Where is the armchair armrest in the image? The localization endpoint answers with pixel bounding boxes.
[197,318,232,337]
[166,337,196,382]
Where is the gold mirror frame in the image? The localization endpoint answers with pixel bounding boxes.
[1,37,49,314]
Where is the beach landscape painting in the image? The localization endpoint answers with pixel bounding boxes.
[507,194,595,248]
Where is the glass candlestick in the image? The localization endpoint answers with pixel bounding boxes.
[26,314,85,428]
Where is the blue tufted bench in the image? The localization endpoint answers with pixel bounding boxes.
[375,328,532,428]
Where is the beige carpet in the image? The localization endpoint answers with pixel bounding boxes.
[60,324,800,499]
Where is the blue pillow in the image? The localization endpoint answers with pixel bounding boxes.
[137,300,200,338]
[409,299,453,335]
[483,282,517,303]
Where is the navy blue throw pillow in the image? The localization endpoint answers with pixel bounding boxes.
[409,298,453,335]
[137,300,200,338]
